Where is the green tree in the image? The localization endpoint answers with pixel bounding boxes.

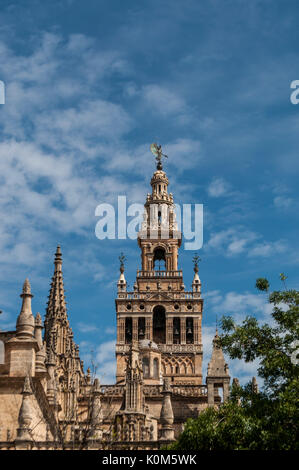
[170,278,299,450]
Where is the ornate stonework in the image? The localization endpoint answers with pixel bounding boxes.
[0,152,233,450]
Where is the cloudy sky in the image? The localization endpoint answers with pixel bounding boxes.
[0,0,298,384]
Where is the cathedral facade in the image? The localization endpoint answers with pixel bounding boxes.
[0,154,231,450]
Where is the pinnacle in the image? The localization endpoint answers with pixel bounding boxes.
[22,278,32,295]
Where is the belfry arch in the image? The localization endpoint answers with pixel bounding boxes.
[153,246,166,270]
[153,305,166,344]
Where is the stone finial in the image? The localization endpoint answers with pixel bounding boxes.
[88,378,103,440]
[251,376,259,394]
[86,367,91,384]
[22,278,32,295]
[16,279,35,339]
[117,253,127,292]
[54,245,62,264]
[34,312,43,344]
[16,375,33,441]
[160,378,174,441]
[35,313,47,373]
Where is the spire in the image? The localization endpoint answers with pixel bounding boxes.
[207,328,231,406]
[35,313,46,373]
[88,378,103,440]
[251,376,259,394]
[192,254,201,293]
[207,328,230,378]
[16,279,35,339]
[160,378,175,441]
[117,252,127,293]
[16,375,33,442]
[124,341,144,413]
[47,245,67,316]
[44,245,69,353]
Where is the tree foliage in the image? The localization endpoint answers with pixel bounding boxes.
[170,279,299,450]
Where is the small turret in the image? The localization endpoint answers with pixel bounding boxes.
[192,254,201,293]
[16,279,35,339]
[117,252,127,293]
[207,327,230,406]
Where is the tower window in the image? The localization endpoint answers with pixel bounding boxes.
[138,317,145,339]
[158,211,162,225]
[153,247,166,270]
[173,318,181,344]
[142,357,149,378]
[186,317,194,344]
[125,317,132,344]
[153,305,166,344]
[153,358,159,379]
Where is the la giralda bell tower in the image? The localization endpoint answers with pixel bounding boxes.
[115,145,203,386]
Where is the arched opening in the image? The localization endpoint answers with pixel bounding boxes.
[153,305,166,344]
[0,340,4,364]
[125,317,132,344]
[142,357,149,378]
[186,317,194,344]
[138,317,145,339]
[153,358,159,379]
[173,317,180,344]
[153,247,166,270]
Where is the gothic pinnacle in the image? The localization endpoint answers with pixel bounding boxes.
[16,278,35,339]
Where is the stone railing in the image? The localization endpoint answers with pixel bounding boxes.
[116,343,202,354]
[98,383,207,398]
[137,270,183,278]
[157,344,202,353]
[100,385,125,397]
[143,384,207,398]
[117,291,201,300]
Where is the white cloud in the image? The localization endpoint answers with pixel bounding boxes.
[142,84,185,116]
[76,322,99,333]
[273,196,293,210]
[206,227,287,258]
[248,240,287,258]
[207,177,230,197]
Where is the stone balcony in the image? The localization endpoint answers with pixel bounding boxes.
[115,343,202,354]
[137,270,182,278]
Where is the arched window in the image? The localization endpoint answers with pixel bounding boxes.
[142,357,149,378]
[0,340,4,364]
[153,305,166,344]
[153,247,166,270]
[173,317,180,344]
[186,317,194,344]
[153,358,159,379]
[138,317,145,339]
[125,317,132,344]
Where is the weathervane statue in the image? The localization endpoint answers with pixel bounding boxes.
[150,143,168,170]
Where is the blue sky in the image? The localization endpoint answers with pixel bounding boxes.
[0,0,298,384]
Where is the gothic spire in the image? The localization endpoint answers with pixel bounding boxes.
[207,328,230,378]
[44,245,69,354]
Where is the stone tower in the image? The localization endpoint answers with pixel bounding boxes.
[115,151,203,385]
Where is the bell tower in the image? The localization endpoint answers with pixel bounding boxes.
[115,144,203,385]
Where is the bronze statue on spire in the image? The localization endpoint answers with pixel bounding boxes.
[150,143,168,170]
